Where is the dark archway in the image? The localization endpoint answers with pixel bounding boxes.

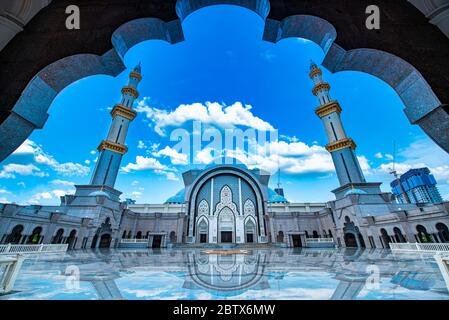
[416,225,433,243]
[27,226,43,244]
[393,227,406,243]
[66,229,77,250]
[6,225,24,244]
[170,231,176,243]
[312,230,319,238]
[380,228,391,249]
[344,233,357,248]
[328,229,333,239]
[136,231,142,239]
[122,230,127,238]
[436,223,449,243]
[99,234,112,248]
[276,231,284,243]
[52,228,64,244]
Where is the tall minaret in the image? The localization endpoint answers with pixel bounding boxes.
[90,64,142,188]
[310,61,366,187]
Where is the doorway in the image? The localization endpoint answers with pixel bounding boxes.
[99,234,111,248]
[152,235,162,248]
[200,234,207,243]
[246,233,254,243]
[292,235,302,248]
[221,231,232,243]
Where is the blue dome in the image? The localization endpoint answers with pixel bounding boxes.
[344,189,367,196]
[165,189,185,204]
[268,188,289,203]
[166,188,289,204]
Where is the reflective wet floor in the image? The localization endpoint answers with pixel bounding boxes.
[2,248,449,300]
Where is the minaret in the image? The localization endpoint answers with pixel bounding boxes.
[310,61,366,187]
[90,64,142,188]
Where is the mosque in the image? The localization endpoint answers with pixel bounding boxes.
[1,63,448,250]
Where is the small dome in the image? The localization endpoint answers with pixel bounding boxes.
[89,190,111,199]
[268,188,289,203]
[166,189,185,204]
[344,189,367,196]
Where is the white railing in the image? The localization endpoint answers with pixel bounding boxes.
[120,239,148,244]
[305,238,335,243]
[0,244,68,255]
[0,254,24,294]
[390,242,449,253]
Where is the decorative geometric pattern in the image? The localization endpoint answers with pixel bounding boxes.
[198,199,209,216]
[214,185,239,217]
[244,199,255,216]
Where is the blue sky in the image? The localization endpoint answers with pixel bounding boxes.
[1,5,448,205]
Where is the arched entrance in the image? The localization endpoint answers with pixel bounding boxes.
[170,231,177,243]
[276,231,284,243]
[393,227,406,243]
[343,217,365,248]
[218,207,235,243]
[6,225,24,244]
[344,233,357,248]
[136,231,142,239]
[436,223,449,242]
[245,218,256,243]
[27,226,43,244]
[416,225,433,243]
[52,228,64,244]
[197,218,208,243]
[99,234,112,248]
[380,228,391,249]
[66,230,77,250]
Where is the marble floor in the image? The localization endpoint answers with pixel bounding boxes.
[1,248,449,300]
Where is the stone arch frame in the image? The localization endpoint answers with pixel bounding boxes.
[1,0,448,162]
[244,215,258,243]
[185,166,268,242]
[197,199,210,216]
[196,214,209,243]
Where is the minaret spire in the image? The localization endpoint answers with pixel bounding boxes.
[310,62,366,187]
[90,64,143,188]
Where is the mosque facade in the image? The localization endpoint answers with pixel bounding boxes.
[1,64,449,250]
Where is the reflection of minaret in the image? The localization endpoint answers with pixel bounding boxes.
[89,277,123,300]
[274,162,284,197]
[330,275,367,300]
[90,64,142,188]
[310,62,366,187]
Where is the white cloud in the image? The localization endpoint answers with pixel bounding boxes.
[0,163,47,179]
[90,150,97,155]
[0,189,10,194]
[131,191,142,198]
[121,156,171,173]
[375,152,383,159]
[153,146,188,165]
[84,160,91,165]
[13,139,39,155]
[17,182,26,188]
[0,197,10,204]
[29,192,53,204]
[52,190,67,197]
[131,180,140,186]
[154,170,179,181]
[137,140,147,149]
[51,180,75,187]
[136,101,275,136]
[357,155,372,175]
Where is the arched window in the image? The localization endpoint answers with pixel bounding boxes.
[170,231,176,243]
[52,228,64,244]
[380,228,391,248]
[328,229,333,238]
[28,226,43,244]
[305,231,309,238]
[313,230,319,238]
[136,231,142,239]
[122,230,127,239]
[436,223,449,243]
[416,225,433,243]
[6,225,24,244]
[277,231,284,243]
[393,227,406,243]
[67,230,77,249]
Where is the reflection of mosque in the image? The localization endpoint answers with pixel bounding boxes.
[14,249,447,300]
